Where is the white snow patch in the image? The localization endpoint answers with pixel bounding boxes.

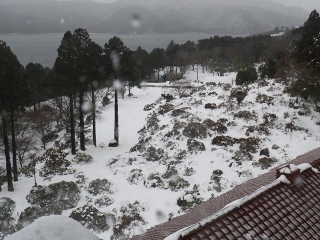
[4,215,99,240]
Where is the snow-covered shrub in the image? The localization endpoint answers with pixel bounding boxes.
[232,150,253,161]
[94,196,114,208]
[158,103,175,115]
[70,204,115,233]
[165,121,187,138]
[0,197,15,236]
[143,146,166,162]
[146,113,160,134]
[234,110,258,122]
[17,205,62,230]
[111,201,147,240]
[211,136,236,147]
[199,92,206,97]
[183,167,195,176]
[206,82,217,87]
[187,139,206,153]
[127,169,144,185]
[298,104,311,116]
[253,157,277,170]
[203,119,228,134]
[143,103,156,111]
[38,146,74,180]
[102,94,110,106]
[245,125,270,136]
[222,83,232,91]
[130,139,147,153]
[171,107,191,118]
[260,148,270,157]
[144,172,164,189]
[208,170,225,192]
[26,181,80,210]
[238,137,260,153]
[168,176,190,192]
[208,91,218,96]
[256,94,274,104]
[204,103,217,109]
[162,166,178,179]
[74,172,86,185]
[183,122,207,139]
[177,185,203,211]
[88,178,113,196]
[174,150,188,160]
[72,153,93,165]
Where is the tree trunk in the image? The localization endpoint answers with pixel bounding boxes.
[10,109,18,181]
[157,69,160,82]
[91,83,96,147]
[114,89,119,144]
[69,94,76,155]
[79,91,85,151]
[1,113,14,191]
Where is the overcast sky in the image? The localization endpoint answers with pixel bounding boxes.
[93,0,319,12]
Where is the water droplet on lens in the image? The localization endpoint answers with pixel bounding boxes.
[131,13,142,29]
[81,102,93,113]
[110,50,120,71]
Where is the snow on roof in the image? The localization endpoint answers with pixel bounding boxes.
[4,215,100,240]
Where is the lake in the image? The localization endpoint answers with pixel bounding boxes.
[0,33,249,68]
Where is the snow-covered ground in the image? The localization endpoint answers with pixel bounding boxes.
[1,68,320,239]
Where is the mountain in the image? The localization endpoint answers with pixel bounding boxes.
[0,0,309,34]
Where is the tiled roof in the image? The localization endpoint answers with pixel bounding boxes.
[131,147,320,240]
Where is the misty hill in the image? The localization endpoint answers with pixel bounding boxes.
[0,0,308,34]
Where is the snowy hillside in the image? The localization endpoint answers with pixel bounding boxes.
[1,69,320,240]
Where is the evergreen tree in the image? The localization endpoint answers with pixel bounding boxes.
[25,63,45,112]
[54,31,79,155]
[0,41,29,190]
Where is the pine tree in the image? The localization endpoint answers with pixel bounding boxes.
[0,41,29,189]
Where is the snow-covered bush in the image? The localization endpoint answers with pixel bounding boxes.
[127,169,144,185]
[183,167,195,176]
[211,135,236,147]
[234,110,258,122]
[17,205,62,230]
[26,181,80,210]
[168,176,190,192]
[183,122,207,139]
[94,196,114,208]
[208,170,225,192]
[177,185,203,211]
[253,157,277,170]
[38,146,74,180]
[158,103,175,115]
[232,150,253,161]
[162,166,178,179]
[144,172,164,189]
[171,107,191,118]
[72,153,93,165]
[70,204,115,233]
[187,139,206,153]
[88,178,113,196]
[111,201,146,240]
[238,137,260,153]
[143,103,156,111]
[0,197,15,236]
[203,119,228,134]
[143,146,167,162]
[256,94,274,104]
